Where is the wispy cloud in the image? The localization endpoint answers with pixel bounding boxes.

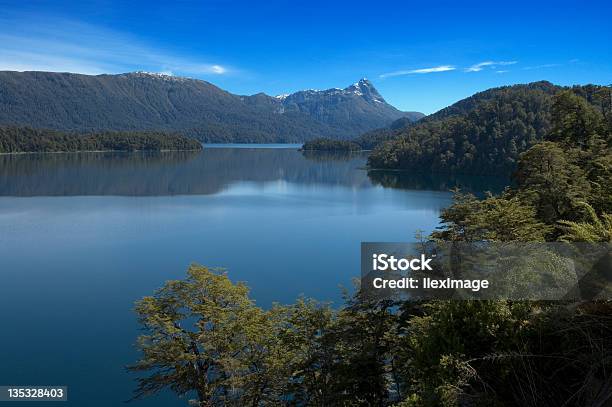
[209,65,227,74]
[0,14,231,77]
[380,60,520,78]
[380,65,455,78]
[465,60,517,72]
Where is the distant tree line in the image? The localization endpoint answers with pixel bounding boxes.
[300,126,401,152]
[0,126,202,153]
[130,86,612,406]
[301,137,361,151]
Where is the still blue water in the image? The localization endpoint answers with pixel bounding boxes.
[0,146,506,406]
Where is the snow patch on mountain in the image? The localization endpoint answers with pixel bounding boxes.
[122,71,190,83]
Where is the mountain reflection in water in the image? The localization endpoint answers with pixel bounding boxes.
[0,148,507,197]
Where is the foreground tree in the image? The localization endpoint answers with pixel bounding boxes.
[548,90,604,148]
[432,191,551,242]
[514,141,591,224]
[559,202,612,242]
[129,265,290,406]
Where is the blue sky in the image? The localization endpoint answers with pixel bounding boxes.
[0,0,610,114]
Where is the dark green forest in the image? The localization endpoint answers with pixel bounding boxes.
[130,86,612,406]
[368,82,612,175]
[0,126,202,153]
[301,138,361,151]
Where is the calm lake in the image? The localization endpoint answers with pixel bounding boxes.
[0,145,507,406]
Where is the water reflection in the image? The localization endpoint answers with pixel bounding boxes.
[367,169,509,196]
[301,150,365,162]
[0,148,507,196]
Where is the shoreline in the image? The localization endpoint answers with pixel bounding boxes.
[300,149,372,152]
[0,148,203,156]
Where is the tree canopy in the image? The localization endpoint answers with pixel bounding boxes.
[301,138,361,151]
[367,83,611,175]
[0,126,202,153]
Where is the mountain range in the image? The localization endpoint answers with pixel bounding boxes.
[0,71,422,142]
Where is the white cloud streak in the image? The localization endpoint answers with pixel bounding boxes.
[465,60,517,72]
[380,65,455,78]
[380,60,520,79]
[0,15,230,76]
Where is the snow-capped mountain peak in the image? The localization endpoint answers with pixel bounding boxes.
[273,78,386,105]
[343,78,385,103]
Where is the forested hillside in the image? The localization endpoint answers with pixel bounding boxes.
[0,126,202,153]
[367,81,611,174]
[0,71,417,142]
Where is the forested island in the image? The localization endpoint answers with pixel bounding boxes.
[301,138,361,151]
[130,86,612,406]
[0,126,202,153]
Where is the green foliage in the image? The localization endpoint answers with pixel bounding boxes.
[0,126,202,153]
[322,297,397,406]
[559,202,612,242]
[397,301,612,406]
[296,113,425,152]
[514,141,591,224]
[399,301,527,406]
[548,90,605,148]
[396,83,612,406]
[368,82,559,174]
[301,138,361,151]
[353,127,399,150]
[585,148,612,213]
[432,191,551,242]
[130,265,293,406]
[130,265,398,406]
[132,266,612,406]
[367,83,611,175]
[274,297,336,406]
